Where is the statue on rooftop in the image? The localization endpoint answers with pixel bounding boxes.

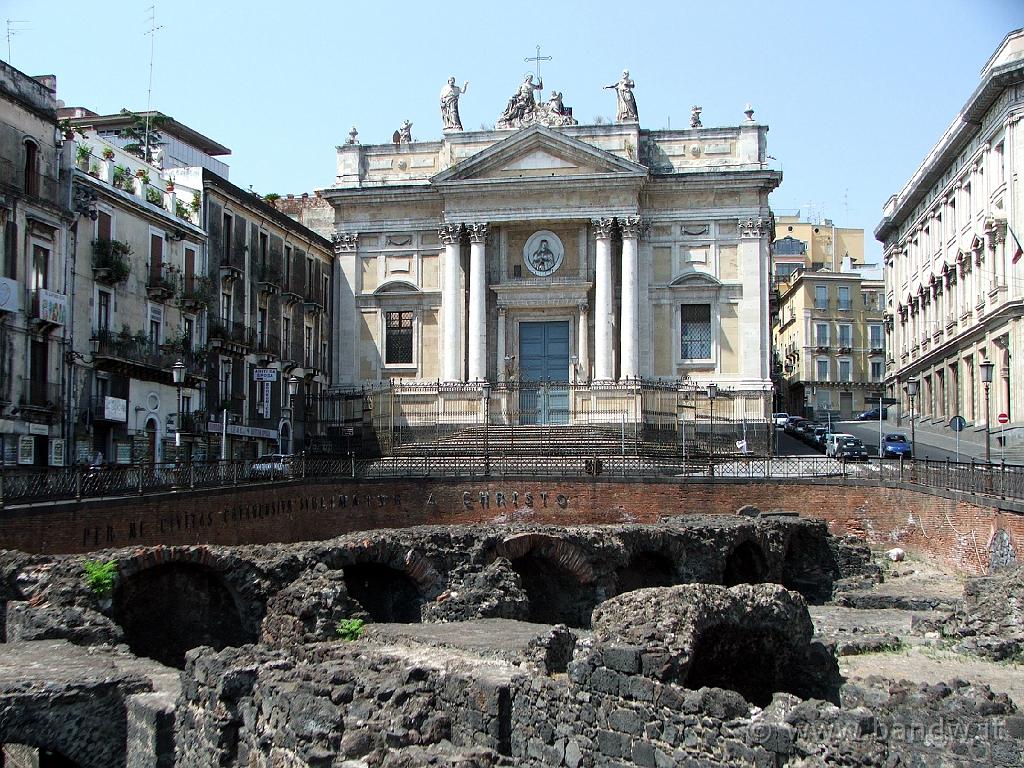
[392,120,413,144]
[604,70,638,122]
[440,77,469,131]
[496,75,577,129]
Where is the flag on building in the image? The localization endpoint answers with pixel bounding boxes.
[1010,223,1024,264]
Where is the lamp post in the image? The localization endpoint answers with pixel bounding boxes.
[172,359,186,457]
[287,375,300,455]
[706,382,718,462]
[979,359,995,464]
[905,377,918,459]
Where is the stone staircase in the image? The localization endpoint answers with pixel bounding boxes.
[389,424,684,458]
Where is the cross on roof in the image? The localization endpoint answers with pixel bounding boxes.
[524,44,552,81]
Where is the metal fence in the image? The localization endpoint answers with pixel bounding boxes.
[3,454,1022,508]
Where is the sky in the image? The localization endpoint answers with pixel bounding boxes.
[4,0,1021,261]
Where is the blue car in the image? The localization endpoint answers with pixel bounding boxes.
[881,433,912,459]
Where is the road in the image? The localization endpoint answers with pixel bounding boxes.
[773,421,966,461]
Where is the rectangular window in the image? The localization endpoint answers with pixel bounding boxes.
[184,246,195,295]
[815,323,829,347]
[183,317,194,350]
[31,244,49,290]
[284,245,292,288]
[304,325,314,366]
[149,232,163,285]
[220,358,232,401]
[97,290,111,333]
[839,360,852,382]
[306,257,315,295]
[838,324,852,347]
[994,142,1005,187]
[220,291,232,323]
[97,210,112,242]
[282,315,291,359]
[814,284,827,309]
[257,307,267,347]
[222,214,232,263]
[869,325,883,349]
[385,310,414,365]
[148,305,163,352]
[322,274,330,307]
[816,358,829,381]
[259,231,268,271]
[870,361,883,381]
[680,304,711,360]
[838,286,851,310]
[23,141,39,197]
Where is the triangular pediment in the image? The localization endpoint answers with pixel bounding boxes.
[433,125,648,185]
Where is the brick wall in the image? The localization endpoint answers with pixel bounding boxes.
[1,478,1019,573]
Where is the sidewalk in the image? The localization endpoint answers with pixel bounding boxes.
[885,414,987,460]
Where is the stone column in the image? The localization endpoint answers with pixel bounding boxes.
[496,305,507,382]
[577,302,589,383]
[593,217,616,381]
[440,223,463,382]
[467,223,488,381]
[619,216,641,379]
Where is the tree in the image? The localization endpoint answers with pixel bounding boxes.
[118,108,171,162]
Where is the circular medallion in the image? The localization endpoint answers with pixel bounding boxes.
[523,230,564,277]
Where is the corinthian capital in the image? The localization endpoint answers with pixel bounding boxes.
[619,216,644,240]
[332,231,358,254]
[438,223,462,245]
[592,217,616,240]
[740,217,768,238]
[467,223,489,244]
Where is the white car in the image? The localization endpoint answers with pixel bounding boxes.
[824,433,854,458]
[773,413,790,427]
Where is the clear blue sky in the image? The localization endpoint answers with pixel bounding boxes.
[5,0,1021,260]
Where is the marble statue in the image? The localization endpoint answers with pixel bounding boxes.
[496,75,578,129]
[604,70,638,122]
[499,74,544,127]
[690,106,702,128]
[440,77,469,131]
[394,120,413,144]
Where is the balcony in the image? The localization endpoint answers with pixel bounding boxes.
[180,275,214,313]
[837,300,853,311]
[208,317,254,352]
[178,410,206,435]
[815,344,830,353]
[89,395,128,423]
[256,264,282,296]
[30,288,67,328]
[91,239,131,286]
[146,263,179,302]
[303,298,325,317]
[93,329,206,382]
[211,393,246,417]
[20,381,60,413]
[256,332,281,361]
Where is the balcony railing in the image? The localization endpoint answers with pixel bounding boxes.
[21,381,60,410]
[146,263,179,301]
[31,288,67,327]
[93,329,205,378]
[210,393,246,416]
[180,276,213,310]
[208,318,255,349]
[256,333,281,358]
[91,239,131,285]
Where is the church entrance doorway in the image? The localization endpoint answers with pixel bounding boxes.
[518,321,570,424]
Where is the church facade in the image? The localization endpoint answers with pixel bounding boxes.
[320,89,780,437]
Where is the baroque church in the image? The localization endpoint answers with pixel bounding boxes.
[320,73,779,434]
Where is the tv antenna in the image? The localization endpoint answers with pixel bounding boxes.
[6,20,29,63]
[143,5,164,163]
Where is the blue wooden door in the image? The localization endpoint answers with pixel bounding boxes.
[519,321,570,424]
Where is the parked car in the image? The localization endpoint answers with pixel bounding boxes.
[251,454,293,477]
[835,436,869,461]
[796,421,819,442]
[856,407,889,421]
[881,433,913,459]
[825,432,854,457]
[773,413,790,428]
[809,426,828,450]
[784,417,809,435]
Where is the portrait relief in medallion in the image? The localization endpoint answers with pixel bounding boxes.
[523,230,564,277]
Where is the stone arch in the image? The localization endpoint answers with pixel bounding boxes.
[342,562,423,623]
[685,622,802,707]
[115,552,254,668]
[989,527,1017,571]
[615,549,676,595]
[722,540,768,587]
[490,534,597,627]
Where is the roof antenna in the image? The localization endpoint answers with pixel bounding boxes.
[143,5,163,164]
[6,20,29,64]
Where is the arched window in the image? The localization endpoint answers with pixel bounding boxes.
[23,139,39,197]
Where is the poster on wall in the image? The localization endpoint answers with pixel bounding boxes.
[49,438,65,467]
[3,435,17,466]
[17,435,34,465]
[115,442,132,465]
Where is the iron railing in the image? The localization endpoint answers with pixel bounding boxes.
[4,455,1021,508]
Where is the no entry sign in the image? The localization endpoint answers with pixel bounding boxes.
[998,412,1010,425]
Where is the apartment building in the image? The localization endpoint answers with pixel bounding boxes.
[775,266,885,419]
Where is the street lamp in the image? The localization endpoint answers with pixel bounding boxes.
[905,377,919,459]
[979,359,995,464]
[172,359,186,453]
[287,375,300,454]
[706,383,718,462]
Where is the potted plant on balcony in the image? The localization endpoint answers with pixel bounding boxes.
[135,169,151,184]
[91,239,132,284]
[76,144,92,171]
[112,165,133,191]
[101,147,115,161]
[146,187,164,206]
